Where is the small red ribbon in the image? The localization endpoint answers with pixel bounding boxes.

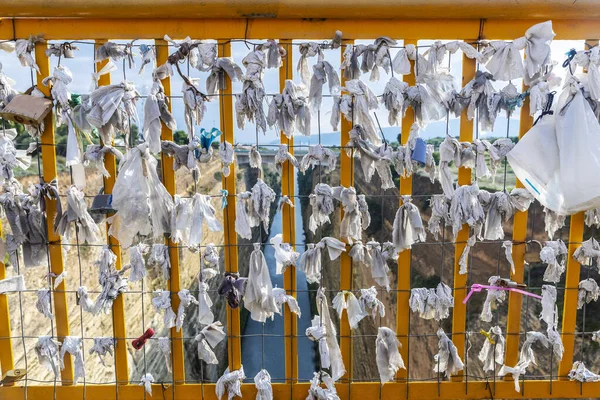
[132,328,155,350]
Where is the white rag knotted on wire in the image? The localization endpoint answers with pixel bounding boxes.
[0,128,31,186]
[263,39,286,69]
[449,183,485,239]
[195,321,226,364]
[573,47,600,101]
[15,34,43,74]
[206,57,242,95]
[428,195,450,240]
[578,279,600,309]
[95,246,129,314]
[346,125,395,190]
[126,243,149,282]
[308,183,334,234]
[334,185,371,244]
[409,282,454,321]
[401,83,448,127]
[148,243,171,280]
[585,209,600,229]
[137,44,155,74]
[197,280,215,325]
[216,366,245,400]
[77,286,96,313]
[56,185,101,245]
[353,37,397,82]
[297,42,323,85]
[309,57,340,112]
[306,371,340,400]
[543,208,566,240]
[348,241,365,262]
[528,75,561,115]
[540,284,558,327]
[60,336,85,385]
[35,335,61,378]
[267,79,310,138]
[144,78,177,154]
[541,240,568,283]
[569,361,600,382]
[477,188,533,240]
[433,328,464,378]
[502,241,516,275]
[274,144,299,174]
[201,243,220,272]
[424,41,482,74]
[157,337,172,372]
[89,337,114,366]
[36,289,53,319]
[334,79,380,144]
[376,326,405,384]
[107,143,173,248]
[0,63,17,110]
[186,193,223,248]
[249,179,276,233]
[382,77,408,126]
[140,373,154,396]
[459,71,501,132]
[300,144,337,174]
[270,233,299,274]
[245,243,279,322]
[437,135,463,198]
[359,286,385,320]
[298,237,346,284]
[573,238,600,269]
[152,290,176,329]
[0,275,25,294]
[83,144,123,178]
[392,196,426,253]
[219,141,235,177]
[176,289,198,331]
[365,241,397,291]
[161,137,201,182]
[332,290,365,329]
[316,287,346,380]
[478,326,505,373]
[480,276,506,322]
[458,235,476,275]
[498,362,529,393]
[272,287,301,318]
[255,369,273,400]
[519,331,550,366]
[182,77,208,138]
[235,49,267,133]
[246,144,262,172]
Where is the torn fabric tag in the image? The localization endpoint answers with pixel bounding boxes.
[89,337,114,366]
[578,278,600,309]
[309,183,334,234]
[540,240,568,283]
[139,373,154,396]
[299,144,337,174]
[218,272,247,309]
[56,185,101,246]
[270,233,299,274]
[306,371,340,400]
[298,237,346,284]
[409,282,454,321]
[332,290,365,329]
[157,337,172,372]
[36,289,53,319]
[126,243,149,282]
[569,361,600,382]
[272,287,301,318]
[148,243,171,280]
[365,241,397,291]
[0,274,25,294]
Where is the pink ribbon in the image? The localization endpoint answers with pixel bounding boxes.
[462,284,542,304]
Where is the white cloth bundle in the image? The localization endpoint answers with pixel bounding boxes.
[498,362,529,393]
[315,287,346,380]
[297,42,323,85]
[15,35,43,74]
[89,337,114,366]
[263,39,286,69]
[246,145,262,171]
[458,235,476,275]
[424,41,482,74]
[219,140,235,178]
[540,284,558,327]
[541,240,568,283]
[195,321,226,364]
[449,183,485,239]
[83,144,123,178]
[161,138,201,182]
[216,366,245,400]
[392,196,426,252]
[245,243,279,322]
[139,373,154,396]
[176,289,198,331]
[543,208,566,240]
[578,278,600,309]
[148,243,171,280]
[433,328,464,378]
[0,275,25,294]
[60,336,85,385]
[36,289,53,319]
[0,128,30,186]
[267,79,310,137]
[502,241,516,275]
[437,135,463,198]
[152,290,177,329]
[585,208,600,229]
[272,287,301,318]
[182,78,208,138]
[144,79,177,154]
[364,241,397,291]
[478,188,534,240]
[349,241,365,262]
[0,63,17,110]
[186,194,223,248]
[126,243,149,282]
[359,286,385,320]
[56,185,101,245]
[42,65,72,110]
[197,281,215,325]
[206,57,242,95]
[297,237,346,284]
[255,369,273,400]
[401,83,448,127]
[137,44,155,74]
[519,331,550,366]
[528,77,560,116]
[157,337,172,372]
[332,290,365,329]
[382,77,408,125]
[376,326,405,384]
[478,326,505,373]
[94,247,129,314]
[300,144,337,174]
[346,125,395,190]
[428,195,449,240]
[391,44,427,76]
[108,143,173,248]
[274,144,299,174]
[270,233,299,274]
[308,183,335,234]
[236,50,267,133]
[35,336,62,378]
[459,71,500,132]
[409,282,454,321]
[354,37,396,82]
[306,371,340,400]
[569,361,600,382]
[335,79,380,144]
[77,286,96,314]
[573,237,600,268]
[309,58,340,112]
[87,80,140,144]
[201,243,220,272]
[480,276,506,322]
[333,185,371,244]
[244,179,277,233]
[573,48,600,101]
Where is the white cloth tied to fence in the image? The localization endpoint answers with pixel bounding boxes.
[428,195,449,240]
[60,336,85,385]
[148,243,171,280]
[376,326,405,384]
[89,337,114,366]
[176,289,198,331]
[478,326,505,373]
[35,336,61,378]
[157,336,172,372]
[83,144,123,178]
[392,195,426,252]
[569,361,600,382]
[332,290,365,329]
[300,144,337,174]
[311,288,346,381]
[270,233,299,274]
[56,185,101,245]
[365,241,397,291]
[409,282,454,321]
[161,137,201,182]
[36,289,53,319]
[144,79,177,154]
[195,321,226,364]
[267,79,310,138]
[573,237,600,268]
[433,328,464,378]
[306,371,340,400]
[255,369,273,400]
[540,239,568,283]
[126,243,149,282]
[245,243,279,322]
[140,373,154,396]
[481,276,506,322]
[298,237,346,284]
[309,183,335,234]
[578,278,600,309]
[216,366,245,400]
[272,287,301,318]
[333,185,371,244]
[152,290,177,329]
[346,125,395,190]
[274,144,299,174]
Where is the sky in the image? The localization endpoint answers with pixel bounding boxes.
[0,37,584,146]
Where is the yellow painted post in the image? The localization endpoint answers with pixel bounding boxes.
[395,39,416,386]
[339,38,354,389]
[94,40,129,385]
[156,39,185,385]
[0,219,15,383]
[218,40,241,370]
[35,42,74,384]
[504,88,533,368]
[449,46,476,380]
[279,39,297,387]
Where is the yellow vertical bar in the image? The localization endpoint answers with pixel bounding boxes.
[35,42,74,384]
[279,39,297,386]
[504,86,533,367]
[558,38,598,379]
[339,38,354,387]
[156,39,185,385]
[218,40,241,370]
[450,45,476,380]
[0,219,15,383]
[395,39,416,384]
[94,40,129,385]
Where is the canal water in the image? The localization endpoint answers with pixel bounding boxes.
[241,171,316,382]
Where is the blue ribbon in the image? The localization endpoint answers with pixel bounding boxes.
[221,189,228,209]
[194,127,222,159]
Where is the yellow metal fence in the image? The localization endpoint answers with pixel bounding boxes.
[0,17,598,400]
